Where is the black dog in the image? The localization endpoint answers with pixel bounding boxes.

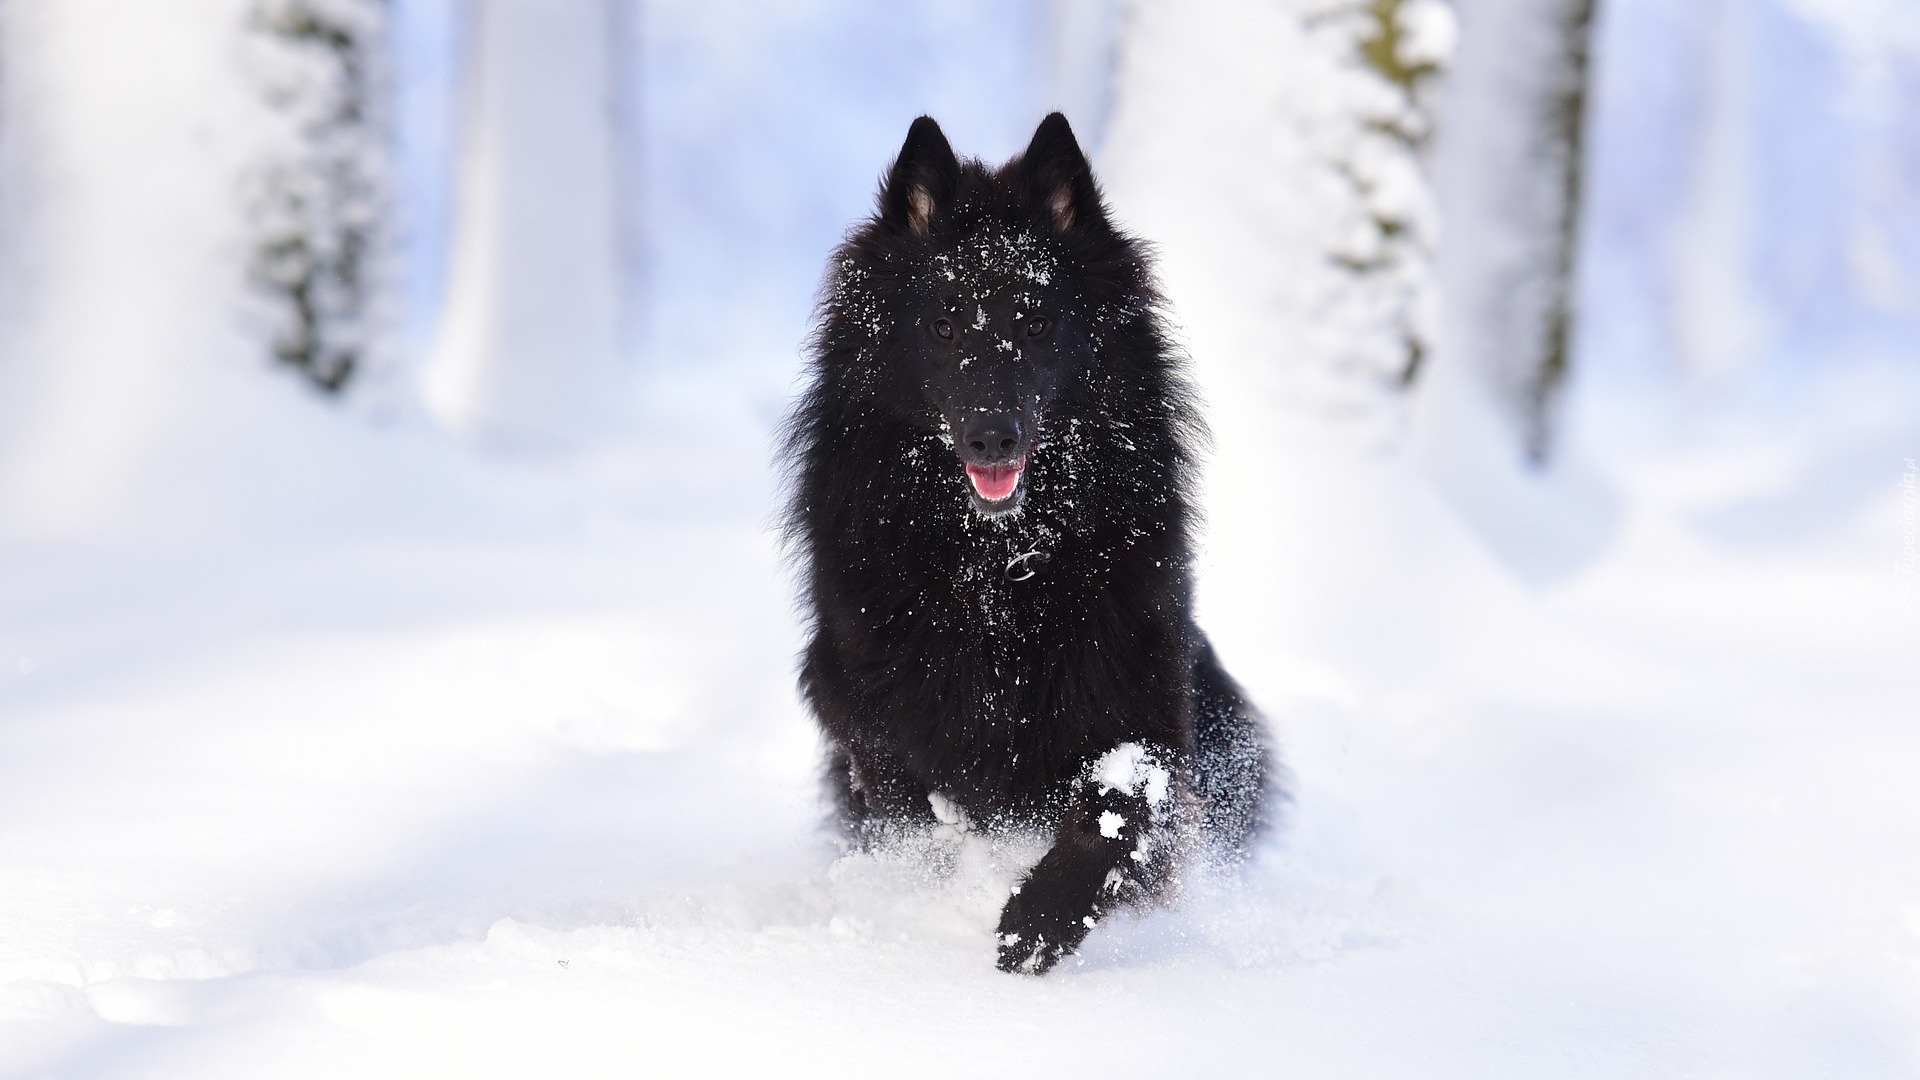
[783,113,1271,974]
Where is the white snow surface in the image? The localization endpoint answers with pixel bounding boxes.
[2,1,1919,1077]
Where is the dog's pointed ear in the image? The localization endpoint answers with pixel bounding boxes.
[1020,113,1103,234]
[881,116,960,237]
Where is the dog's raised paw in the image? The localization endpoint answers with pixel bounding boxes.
[994,886,1095,975]
[995,930,1068,975]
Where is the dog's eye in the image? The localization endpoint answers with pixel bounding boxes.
[1026,316,1049,337]
[933,318,954,341]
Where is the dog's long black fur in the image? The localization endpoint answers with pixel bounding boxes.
[782,113,1272,975]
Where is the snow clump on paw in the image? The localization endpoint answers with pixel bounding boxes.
[1090,742,1171,807]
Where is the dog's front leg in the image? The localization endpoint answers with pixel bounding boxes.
[995,742,1174,975]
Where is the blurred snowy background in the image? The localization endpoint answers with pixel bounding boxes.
[1,0,1917,1075]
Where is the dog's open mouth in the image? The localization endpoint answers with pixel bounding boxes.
[965,456,1027,505]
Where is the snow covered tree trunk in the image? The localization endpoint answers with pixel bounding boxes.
[1099,0,1454,614]
[1349,0,1456,387]
[1425,0,1598,464]
[1669,0,1760,386]
[0,1,24,369]
[243,0,396,396]
[1534,0,1595,458]
[1043,0,1124,160]
[1102,0,1452,441]
[421,0,628,449]
[0,0,274,539]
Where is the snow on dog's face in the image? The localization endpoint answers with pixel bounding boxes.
[915,228,1064,517]
[860,115,1116,519]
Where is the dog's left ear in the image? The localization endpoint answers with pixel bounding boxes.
[1019,113,1104,234]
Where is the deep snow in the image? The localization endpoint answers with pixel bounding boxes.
[2,0,1919,1076]
[3,384,1914,1076]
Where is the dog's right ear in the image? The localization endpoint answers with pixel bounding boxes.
[1018,113,1103,234]
[880,116,959,237]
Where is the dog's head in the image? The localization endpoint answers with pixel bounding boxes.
[835,113,1134,519]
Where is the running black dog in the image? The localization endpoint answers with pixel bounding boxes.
[783,113,1271,974]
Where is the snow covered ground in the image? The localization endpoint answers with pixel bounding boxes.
[3,0,1919,1076]
[3,366,1914,1077]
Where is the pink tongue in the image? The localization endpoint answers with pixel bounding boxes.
[966,460,1025,501]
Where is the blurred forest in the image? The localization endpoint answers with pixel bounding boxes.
[0,0,1913,533]
[1,2,1918,1075]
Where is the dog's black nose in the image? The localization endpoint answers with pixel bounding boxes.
[961,413,1023,461]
